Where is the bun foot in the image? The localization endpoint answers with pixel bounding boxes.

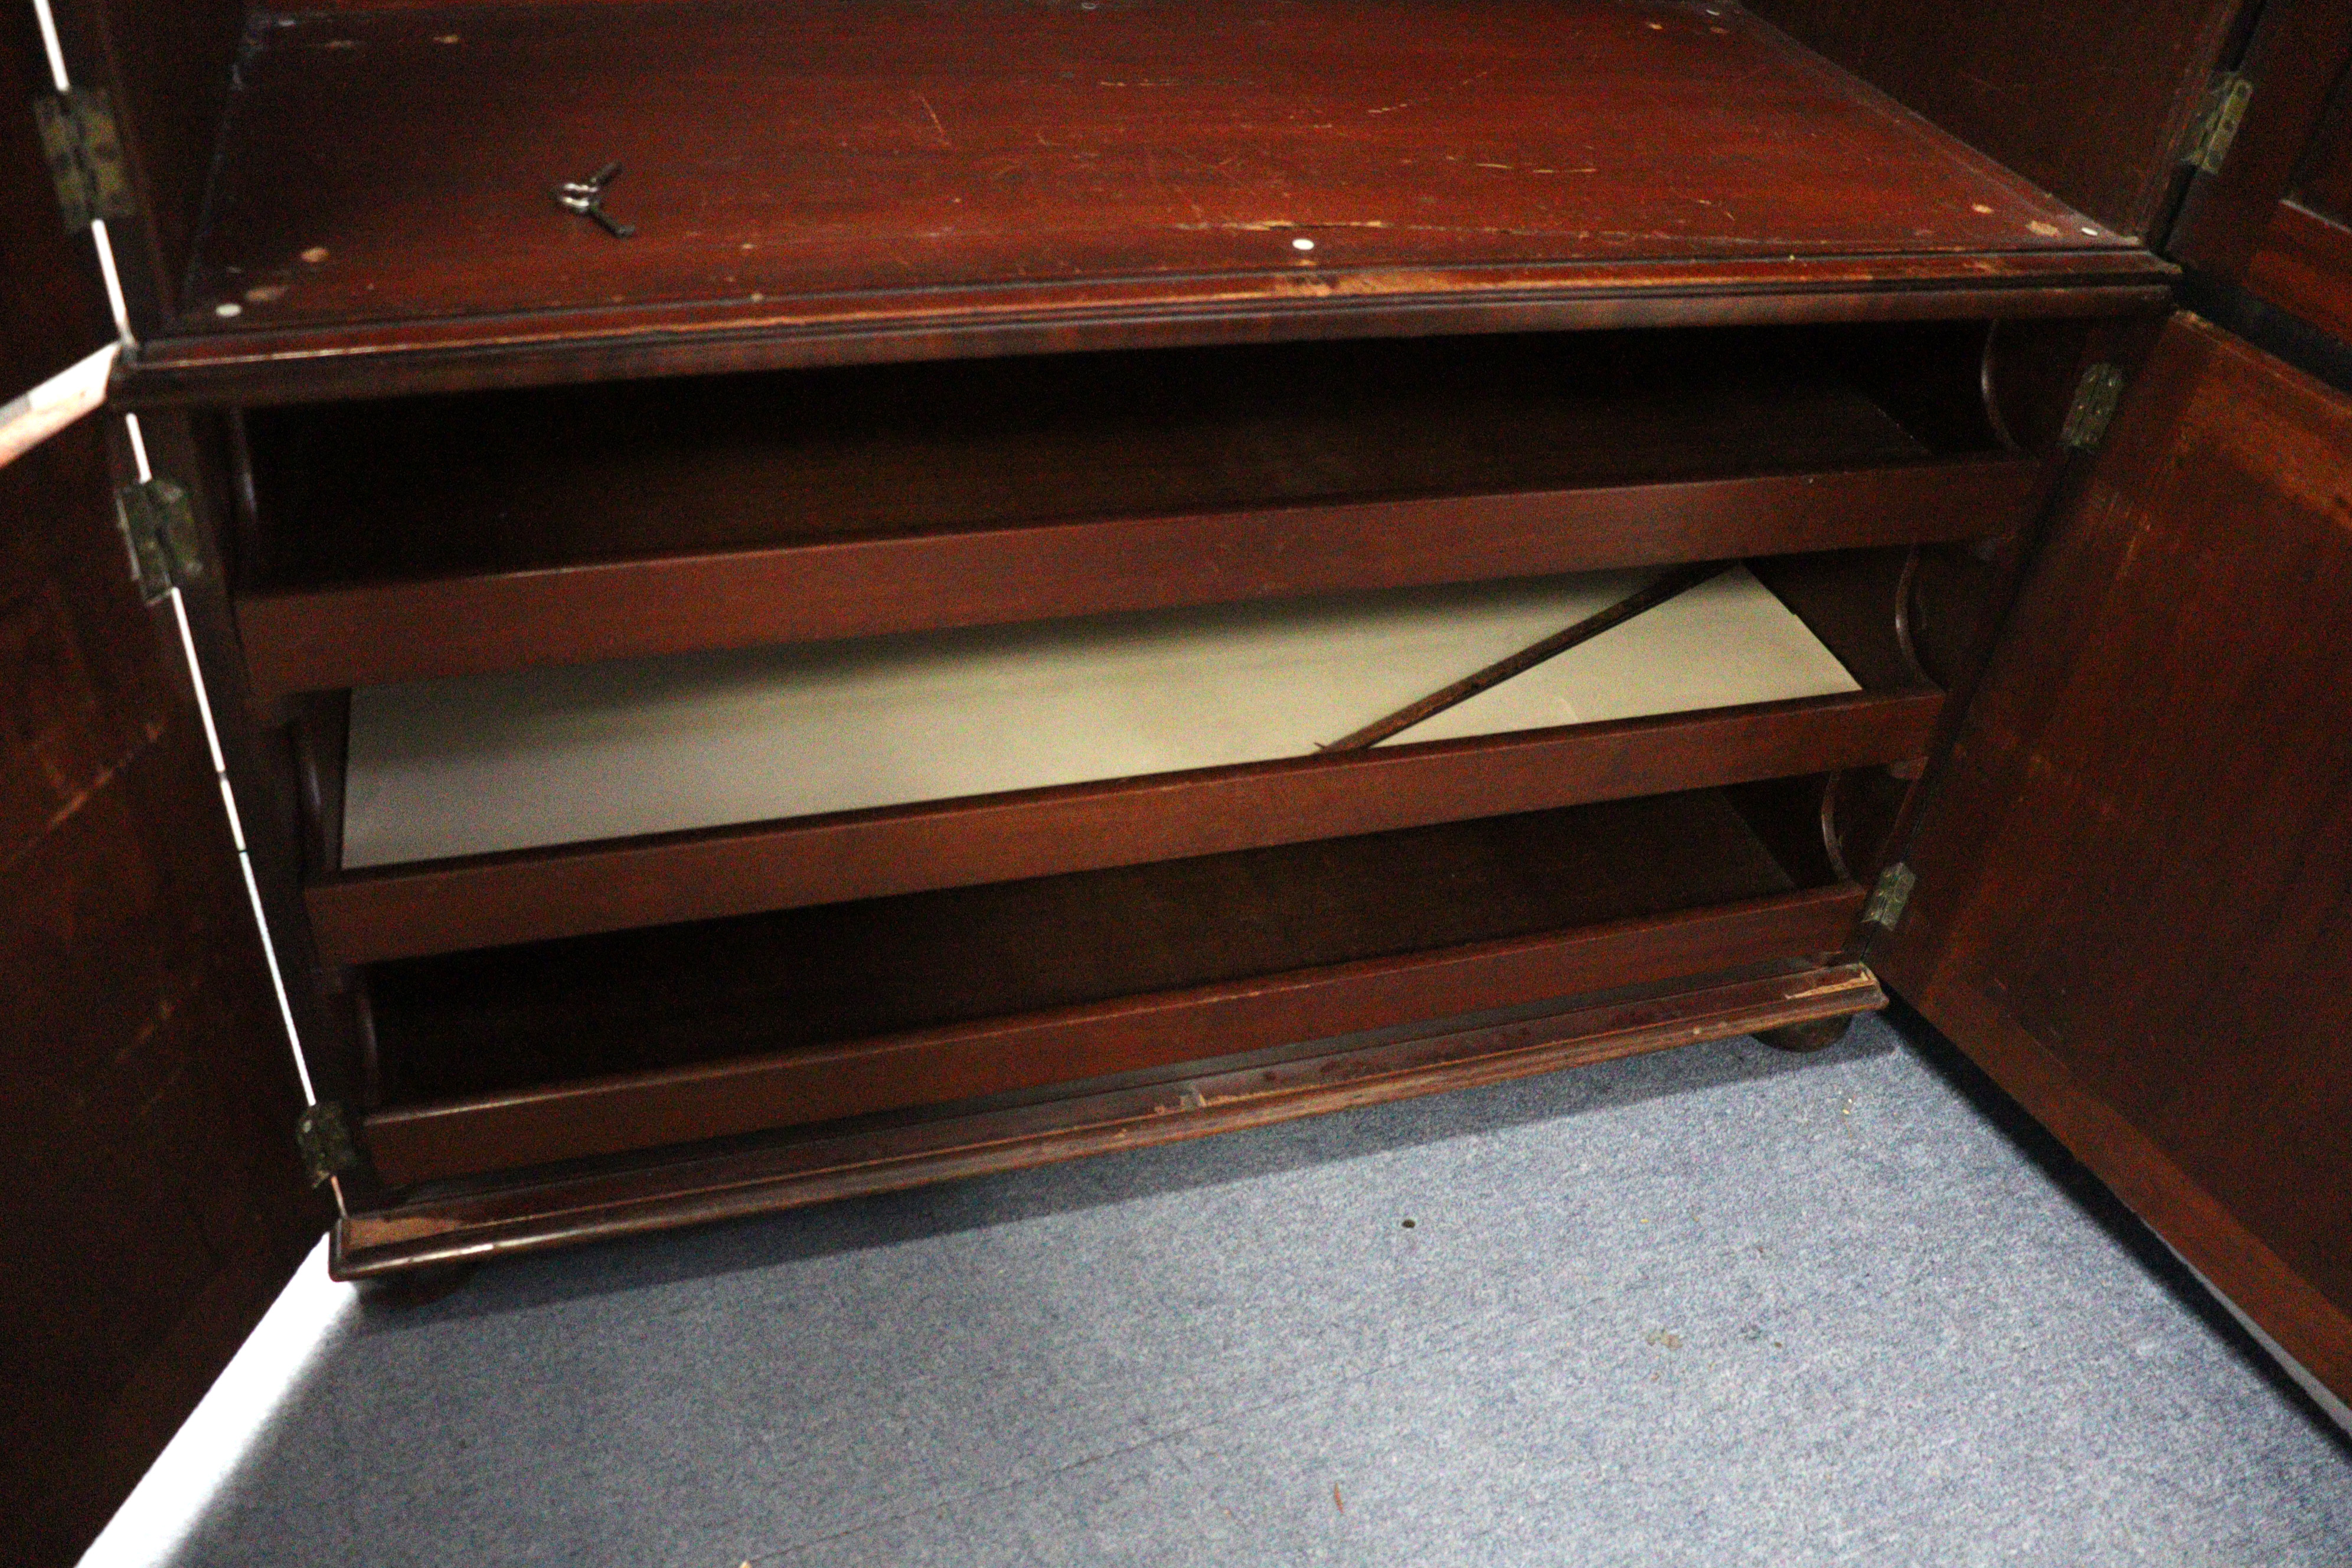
[1758,1015,1858,1054]
[357,1260,478,1307]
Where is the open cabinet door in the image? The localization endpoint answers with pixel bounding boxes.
[2,10,327,1567]
[1883,312,2352,1404]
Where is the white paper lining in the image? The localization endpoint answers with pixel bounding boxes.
[342,565,1858,869]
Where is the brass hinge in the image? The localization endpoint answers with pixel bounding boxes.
[2061,362,2126,450]
[115,478,206,604]
[2180,71,2254,176]
[295,1102,361,1186]
[1862,861,1917,931]
[31,87,136,232]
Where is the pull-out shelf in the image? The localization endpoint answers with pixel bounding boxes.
[354,786,1873,1194]
[302,553,1936,961]
[234,326,2046,700]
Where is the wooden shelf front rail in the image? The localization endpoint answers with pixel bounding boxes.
[338,960,1884,1275]
[359,886,1870,1186]
[238,458,2041,700]
[309,689,1939,965]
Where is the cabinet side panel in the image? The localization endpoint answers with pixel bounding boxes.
[1,8,113,384]
[1884,313,2352,1399]
[0,416,329,1568]
[50,0,247,322]
[1,18,324,1566]
[2168,0,2352,288]
[1747,0,2246,238]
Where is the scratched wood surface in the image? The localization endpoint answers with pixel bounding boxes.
[126,0,2161,398]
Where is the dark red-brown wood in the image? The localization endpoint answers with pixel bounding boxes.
[1,6,113,387]
[241,463,2036,699]
[232,326,2043,695]
[1,21,325,1553]
[308,691,1928,963]
[0,423,325,1568]
[115,0,2165,402]
[2164,0,2352,288]
[337,961,1882,1276]
[2245,200,2352,340]
[362,785,1830,1102]
[44,0,249,329]
[2168,0,2352,336]
[1749,0,2247,239]
[1885,313,2352,1402]
[310,690,1936,964]
[364,884,1865,1184]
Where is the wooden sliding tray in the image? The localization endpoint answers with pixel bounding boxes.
[355,788,1867,1187]
[122,0,2169,401]
[235,329,2044,698]
[303,551,1938,962]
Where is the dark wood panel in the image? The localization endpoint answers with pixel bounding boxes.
[1748,0,2246,238]
[0,423,324,1568]
[0,8,112,388]
[364,885,1866,1184]
[311,690,1939,963]
[2244,200,2352,341]
[243,463,2034,698]
[116,0,2161,400]
[231,325,2051,695]
[242,326,1951,587]
[47,0,247,328]
[2169,0,2352,286]
[2220,25,2352,339]
[1885,313,2352,1400]
[122,273,2178,408]
[338,961,1882,1276]
[3,19,323,1561]
[2294,63,2352,224]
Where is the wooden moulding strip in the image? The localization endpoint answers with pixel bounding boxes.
[358,885,1867,1188]
[309,690,1940,965]
[338,956,1884,1276]
[126,266,2175,409]
[237,458,2044,701]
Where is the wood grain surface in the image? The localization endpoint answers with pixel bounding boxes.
[0,34,324,1550]
[309,690,1936,963]
[117,0,2163,398]
[1885,314,2352,1401]
[1749,0,2245,238]
[232,327,2042,694]
[362,882,1865,1183]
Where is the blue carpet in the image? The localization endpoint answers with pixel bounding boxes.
[162,1012,2352,1566]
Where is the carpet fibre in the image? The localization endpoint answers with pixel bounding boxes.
[164,1010,2351,1566]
